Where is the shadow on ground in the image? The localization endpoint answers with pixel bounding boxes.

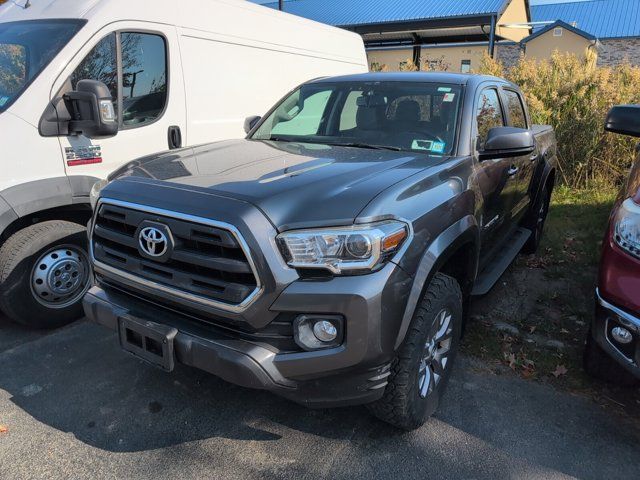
[1,318,639,479]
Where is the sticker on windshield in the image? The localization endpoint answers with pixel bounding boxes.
[412,140,446,154]
[431,142,446,154]
[438,87,452,93]
[443,93,456,102]
[411,140,433,151]
[0,96,8,107]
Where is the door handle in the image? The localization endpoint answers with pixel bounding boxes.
[168,126,182,150]
[507,165,519,176]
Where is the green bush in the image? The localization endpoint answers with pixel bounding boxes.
[478,52,640,188]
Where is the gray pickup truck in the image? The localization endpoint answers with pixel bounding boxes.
[84,72,557,429]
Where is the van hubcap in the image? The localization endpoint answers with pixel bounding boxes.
[418,309,453,398]
[31,247,89,308]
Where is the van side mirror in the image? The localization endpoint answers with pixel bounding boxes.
[244,115,261,134]
[64,80,118,138]
[605,105,640,138]
[479,126,535,160]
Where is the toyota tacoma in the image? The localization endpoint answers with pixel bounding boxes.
[84,73,557,429]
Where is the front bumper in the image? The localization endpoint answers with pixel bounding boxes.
[592,289,640,379]
[84,259,411,407]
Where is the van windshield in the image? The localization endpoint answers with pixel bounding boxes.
[0,20,85,112]
[251,81,463,155]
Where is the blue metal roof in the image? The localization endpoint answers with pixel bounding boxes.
[523,19,597,42]
[531,0,640,39]
[252,0,509,27]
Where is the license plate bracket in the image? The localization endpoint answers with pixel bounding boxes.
[118,315,178,372]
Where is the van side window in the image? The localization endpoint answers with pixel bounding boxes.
[476,88,504,150]
[70,32,167,128]
[71,33,118,116]
[121,33,167,127]
[503,90,528,129]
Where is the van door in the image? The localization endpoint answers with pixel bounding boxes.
[55,23,186,181]
[501,88,536,223]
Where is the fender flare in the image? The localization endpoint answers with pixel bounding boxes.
[0,176,98,238]
[394,215,479,349]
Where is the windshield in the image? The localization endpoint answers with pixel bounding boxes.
[0,20,85,112]
[251,81,463,155]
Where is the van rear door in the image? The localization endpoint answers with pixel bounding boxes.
[53,22,186,181]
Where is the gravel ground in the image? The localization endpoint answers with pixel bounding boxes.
[1,317,639,480]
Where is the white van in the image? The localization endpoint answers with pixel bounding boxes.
[0,0,367,328]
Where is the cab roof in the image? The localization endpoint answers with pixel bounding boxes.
[310,71,511,87]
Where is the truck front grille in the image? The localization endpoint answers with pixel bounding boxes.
[91,200,260,310]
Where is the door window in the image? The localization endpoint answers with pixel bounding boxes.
[476,88,504,150]
[503,90,528,129]
[71,34,118,116]
[70,32,167,129]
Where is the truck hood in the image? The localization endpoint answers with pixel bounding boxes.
[109,139,441,230]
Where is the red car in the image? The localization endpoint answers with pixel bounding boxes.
[584,105,640,384]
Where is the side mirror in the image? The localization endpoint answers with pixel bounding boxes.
[244,115,261,134]
[479,126,535,160]
[605,105,640,138]
[64,80,118,138]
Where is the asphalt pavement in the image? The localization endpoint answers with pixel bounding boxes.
[0,317,639,480]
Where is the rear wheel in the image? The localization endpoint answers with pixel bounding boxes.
[0,221,91,329]
[522,185,551,255]
[367,273,463,430]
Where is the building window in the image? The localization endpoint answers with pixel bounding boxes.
[461,60,471,73]
[553,27,563,37]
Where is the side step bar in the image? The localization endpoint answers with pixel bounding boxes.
[471,227,532,296]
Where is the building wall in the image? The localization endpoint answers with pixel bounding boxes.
[598,38,640,66]
[496,43,523,68]
[497,0,531,42]
[367,45,488,72]
[524,27,594,61]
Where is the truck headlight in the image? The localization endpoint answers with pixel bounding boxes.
[277,220,409,274]
[89,179,108,210]
[614,198,640,259]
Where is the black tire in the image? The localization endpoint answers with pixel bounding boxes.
[367,273,463,430]
[583,329,638,387]
[522,185,551,255]
[0,221,91,329]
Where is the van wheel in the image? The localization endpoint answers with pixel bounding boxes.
[0,221,91,329]
[583,329,638,386]
[367,273,463,430]
[522,185,551,254]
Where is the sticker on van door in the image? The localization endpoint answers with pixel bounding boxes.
[65,146,103,166]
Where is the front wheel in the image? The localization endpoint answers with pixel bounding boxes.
[0,221,91,329]
[367,273,463,430]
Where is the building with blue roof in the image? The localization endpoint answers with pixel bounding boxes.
[530,0,640,66]
[251,0,640,69]
[251,0,532,72]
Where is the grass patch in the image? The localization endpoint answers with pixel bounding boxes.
[463,184,625,395]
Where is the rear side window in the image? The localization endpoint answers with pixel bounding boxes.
[71,32,167,129]
[476,88,504,150]
[503,90,527,129]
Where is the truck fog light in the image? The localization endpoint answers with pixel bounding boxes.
[313,320,338,342]
[293,315,344,351]
[611,326,633,344]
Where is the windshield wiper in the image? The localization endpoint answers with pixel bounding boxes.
[324,142,403,152]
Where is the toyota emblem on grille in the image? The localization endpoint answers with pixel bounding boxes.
[139,227,168,257]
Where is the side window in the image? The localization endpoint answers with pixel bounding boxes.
[503,90,528,129]
[70,32,167,128]
[71,33,118,115]
[476,88,504,150]
[121,33,167,127]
